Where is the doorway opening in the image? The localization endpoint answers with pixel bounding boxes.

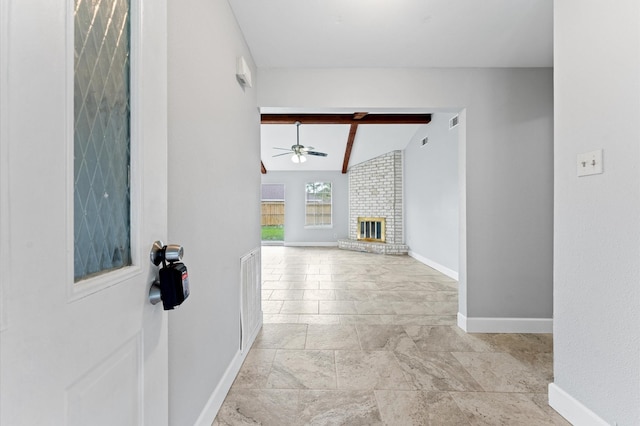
[261,183,285,244]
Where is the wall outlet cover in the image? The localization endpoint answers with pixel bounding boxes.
[577,149,603,177]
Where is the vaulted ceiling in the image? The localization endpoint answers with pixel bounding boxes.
[261,112,431,174]
[227,0,554,173]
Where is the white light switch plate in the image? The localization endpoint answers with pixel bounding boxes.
[577,149,603,177]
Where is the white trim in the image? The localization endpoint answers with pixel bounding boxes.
[64,0,75,299]
[127,0,144,307]
[548,383,609,426]
[193,320,262,426]
[408,251,459,280]
[261,241,285,246]
[68,265,144,302]
[0,0,9,332]
[284,242,339,247]
[457,312,553,333]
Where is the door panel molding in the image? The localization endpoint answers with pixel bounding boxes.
[65,333,143,426]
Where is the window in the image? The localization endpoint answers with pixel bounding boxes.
[305,182,332,227]
[74,0,131,281]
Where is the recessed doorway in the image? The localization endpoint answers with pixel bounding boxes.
[261,183,285,244]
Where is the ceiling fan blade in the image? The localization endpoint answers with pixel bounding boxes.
[272,152,292,157]
[300,146,315,151]
[306,151,328,157]
[273,147,292,151]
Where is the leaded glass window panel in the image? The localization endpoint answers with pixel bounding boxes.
[74,0,131,281]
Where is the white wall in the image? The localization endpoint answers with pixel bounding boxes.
[261,171,349,244]
[258,68,553,329]
[551,1,640,424]
[167,0,261,424]
[405,113,459,276]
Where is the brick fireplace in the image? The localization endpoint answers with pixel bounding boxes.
[338,151,409,255]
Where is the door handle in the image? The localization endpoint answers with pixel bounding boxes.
[150,240,183,265]
[149,279,162,305]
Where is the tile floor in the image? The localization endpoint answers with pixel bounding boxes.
[213,246,569,426]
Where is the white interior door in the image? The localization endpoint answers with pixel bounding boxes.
[0,0,169,424]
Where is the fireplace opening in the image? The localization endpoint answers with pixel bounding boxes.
[357,217,386,242]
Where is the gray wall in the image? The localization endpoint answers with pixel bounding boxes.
[553,0,640,424]
[404,113,459,275]
[258,67,553,324]
[261,171,349,244]
[167,0,261,424]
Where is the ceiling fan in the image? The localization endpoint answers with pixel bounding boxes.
[272,121,328,163]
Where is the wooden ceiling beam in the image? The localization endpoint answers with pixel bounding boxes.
[261,161,267,174]
[342,123,359,174]
[261,113,431,125]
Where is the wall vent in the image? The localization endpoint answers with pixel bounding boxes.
[236,56,252,87]
[240,247,262,353]
[449,114,459,129]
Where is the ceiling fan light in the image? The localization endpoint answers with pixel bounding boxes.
[291,153,306,163]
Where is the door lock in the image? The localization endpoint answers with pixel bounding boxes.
[149,241,190,310]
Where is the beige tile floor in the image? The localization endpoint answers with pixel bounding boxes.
[213,246,569,426]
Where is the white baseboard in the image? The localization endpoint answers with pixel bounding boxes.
[457,312,553,333]
[284,242,338,247]
[193,318,262,426]
[408,251,459,281]
[548,383,609,426]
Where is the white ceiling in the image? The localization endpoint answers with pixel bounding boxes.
[228,0,553,68]
[230,0,554,172]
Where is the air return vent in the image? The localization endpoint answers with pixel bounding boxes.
[240,248,262,353]
[449,114,459,129]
